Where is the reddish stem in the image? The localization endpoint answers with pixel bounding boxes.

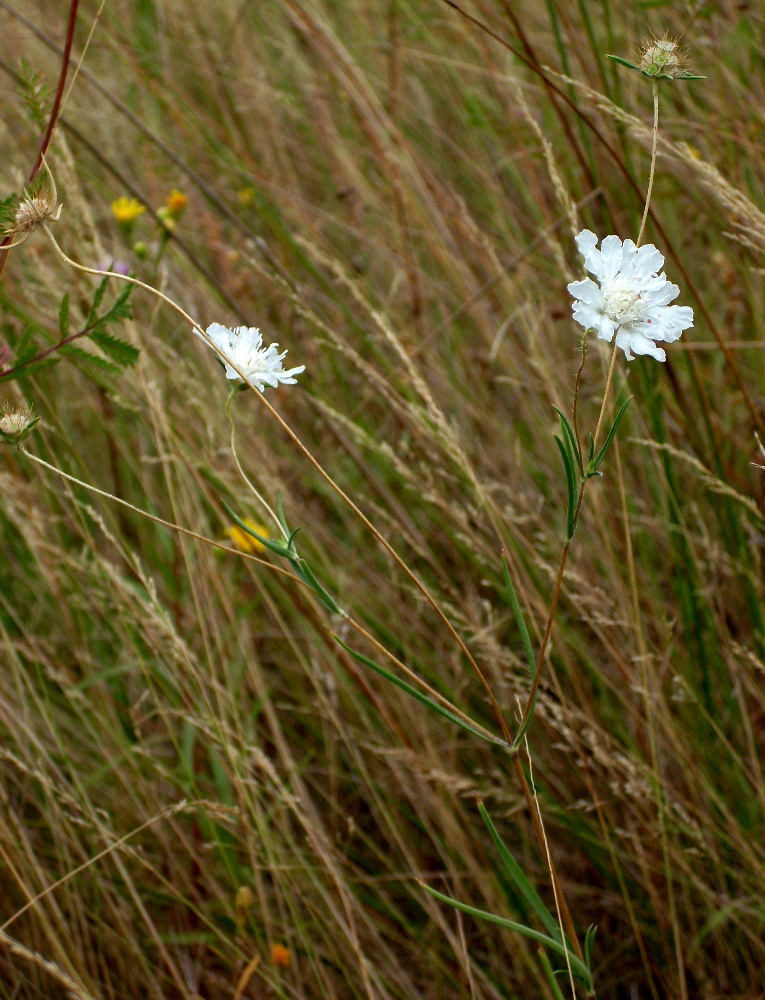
[29,0,81,183]
[0,0,80,279]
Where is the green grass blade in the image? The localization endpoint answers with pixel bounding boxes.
[501,555,536,678]
[554,435,577,539]
[419,882,592,987]
[553,405,583,476]
[593,397,632,472]
[333,636,507,748]
[478,800,562,942]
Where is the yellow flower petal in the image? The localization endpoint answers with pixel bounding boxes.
[111,196,146,224]
[225,519,268,554]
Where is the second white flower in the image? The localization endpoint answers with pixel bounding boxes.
[568,229,694,362]
[197,323,305,391]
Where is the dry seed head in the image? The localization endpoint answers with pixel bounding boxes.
[639,34,686,78]
[0,401,40,443]
[5,188,61,240]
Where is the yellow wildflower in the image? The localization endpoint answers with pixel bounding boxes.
[271,943,291,968]
[238,187,256,208]
[226,518,268,554]
[165,189,188,218]
[111,196,146,228]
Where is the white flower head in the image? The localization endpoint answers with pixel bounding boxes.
[568,230,693,362]
[197,323,305,391]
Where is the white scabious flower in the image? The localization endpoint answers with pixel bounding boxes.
[197,323,305,391]
[568,230,693,362]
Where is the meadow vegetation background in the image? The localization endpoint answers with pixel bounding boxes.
[0,0,764,997]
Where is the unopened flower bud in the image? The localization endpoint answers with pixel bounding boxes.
[165,189,187,219]
[156,206,176,232]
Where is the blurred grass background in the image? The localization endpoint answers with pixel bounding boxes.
[0,0,764,997]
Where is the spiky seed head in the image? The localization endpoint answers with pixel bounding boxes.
[639,34,686,78]
[6,189,60,239]
[0,402,40,444]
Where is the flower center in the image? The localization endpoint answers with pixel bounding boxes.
[601,279,645,326]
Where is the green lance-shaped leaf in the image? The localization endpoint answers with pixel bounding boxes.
[223,501,342,614]
[89,330,140,368]
[478,801,562,941]
[554,435,577,540]
[86,275,111,326]
[58,293,70,340]
[537,948,567,1000]
[276,490,291,539]
[419,882,593,989]
[552,406,583,477]
[334,637,507,749]
[222,500,294,559]
[298,559,344,615]
[587,396,632,478]
[584,924,597,968]
[606,54,706,80]
[501,556,535,679]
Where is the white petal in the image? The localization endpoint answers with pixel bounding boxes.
[568,278,602,306]
[625,332,666,362]
[595,317,616,342]
[575,230,598,259]
[655,305,694,342]
[571,300,602,330]
[615,329,634,360]
[600,235,625,281]
[643,279,680,307]
[630,243,664,279]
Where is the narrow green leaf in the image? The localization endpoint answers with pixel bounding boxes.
[299,561,343,615]
[584,924,597,967]
[334,636,507,748]
[86,275,110,325]
[221,501,292,558]
[89,330,140,368]
[605,54,641,71]
[587,432,595,467]
[478,801,562,941]
[276,491,290,538]
[554,435,577,540]
[593,397,632,472]
[501,556,535,678]
[537,948,567,1000]
[58,293,70,340]
[419,883,592,987]
[553,406,583,476]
